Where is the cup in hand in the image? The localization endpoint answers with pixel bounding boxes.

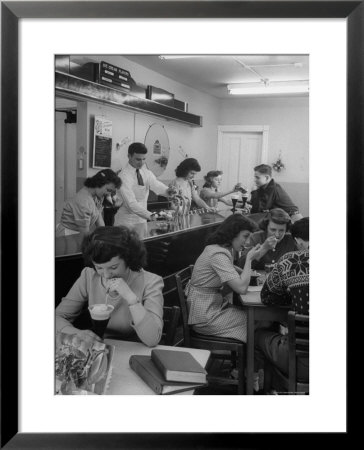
[88,304,114,339]
[264,263,275,274]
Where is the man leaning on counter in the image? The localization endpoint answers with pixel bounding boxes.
[114,142,176,228]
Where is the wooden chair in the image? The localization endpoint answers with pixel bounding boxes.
[161,306,181,346]
[265,311,309,394]
[161,272,184,346]
[175,266,246,395]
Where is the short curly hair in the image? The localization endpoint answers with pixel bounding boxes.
[84,169,121,189]
[203,170,223,188]
[206,214,258,247]
[258,208,291,232]
[82,226,147,271]
[175,158,201,178]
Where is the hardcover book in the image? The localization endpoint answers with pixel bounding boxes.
[151,349,207,383]
[129,355,205,395]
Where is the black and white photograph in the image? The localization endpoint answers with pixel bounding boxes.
[55,54,309,396]
[2,1,357,445]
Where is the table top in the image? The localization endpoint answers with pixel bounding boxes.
[103,339,210,395]
[240,285,265,305]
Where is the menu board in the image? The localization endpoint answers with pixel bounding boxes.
[92,116,112,169]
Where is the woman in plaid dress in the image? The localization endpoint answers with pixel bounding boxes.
[187,215,261,342]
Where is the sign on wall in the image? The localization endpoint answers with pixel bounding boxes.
[92,116,112,169]
[144,123,170,177]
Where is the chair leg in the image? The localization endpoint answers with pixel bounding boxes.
[237,347,245,395]
[263,361,272,394]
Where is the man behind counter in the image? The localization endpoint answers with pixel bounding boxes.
[114,142,176,227]
[249,164,303,222]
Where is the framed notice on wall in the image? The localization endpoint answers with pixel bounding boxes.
[92,116,112,169]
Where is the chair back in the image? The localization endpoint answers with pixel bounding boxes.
[162,271,180,307]
[161,306,180,346]
[174,265,194,347]
[288,311,309,393]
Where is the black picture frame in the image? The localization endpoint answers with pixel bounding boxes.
[1,1,361,448]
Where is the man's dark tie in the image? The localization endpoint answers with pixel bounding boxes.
[136,168,144,186]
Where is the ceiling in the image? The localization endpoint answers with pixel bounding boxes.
[55,54,309,109]
[124,54,309,99]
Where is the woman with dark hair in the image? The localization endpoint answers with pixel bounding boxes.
[169,158,215,212]
[199,170,242,208]
[238,208,296,270]
[56,226,164,347]
[187,215,261,341]
[56,169,122,236]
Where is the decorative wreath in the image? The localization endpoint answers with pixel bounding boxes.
[272,153,285,172]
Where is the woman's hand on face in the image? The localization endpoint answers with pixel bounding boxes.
[262,235,278,252]
[107,278,138,305]
[107,277,127,296]
[246,244,262,261]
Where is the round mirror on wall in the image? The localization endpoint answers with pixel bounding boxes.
[144,123,170,177]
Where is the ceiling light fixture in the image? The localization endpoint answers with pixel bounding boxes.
[158,55,202,60]
[227,80,309,96]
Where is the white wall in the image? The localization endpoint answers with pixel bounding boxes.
[219,97,309,183]
[81,55,220,185]
[61,57,309,215]
[218,97,309,215]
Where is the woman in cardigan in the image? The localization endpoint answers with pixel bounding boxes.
[56,226,164,347]
[56,169,121,236]
[238,208,296,271]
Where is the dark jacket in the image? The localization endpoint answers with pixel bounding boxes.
[250,179,299,216]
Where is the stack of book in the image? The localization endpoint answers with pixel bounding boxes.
[98,61,132,91]
[129,349,207,395]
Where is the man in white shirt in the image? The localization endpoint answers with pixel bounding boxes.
[114,142,174,227]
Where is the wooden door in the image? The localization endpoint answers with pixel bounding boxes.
[219,132,262,193]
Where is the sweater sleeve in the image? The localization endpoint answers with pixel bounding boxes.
[260,259,291,306]
[129,273,164,347]
[274,184,299,215]
[55,268,89,333]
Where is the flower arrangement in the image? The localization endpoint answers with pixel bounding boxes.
[272,152,285,172]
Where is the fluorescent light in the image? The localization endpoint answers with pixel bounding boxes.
[227,80,309,96]
[158,55,202,60]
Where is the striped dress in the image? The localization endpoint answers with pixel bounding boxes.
[187,244,248,342]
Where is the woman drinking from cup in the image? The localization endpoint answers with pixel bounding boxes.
[56,169,121,236]
[199,170,243,209]
[238,208,296,271]
[55,226,164,347]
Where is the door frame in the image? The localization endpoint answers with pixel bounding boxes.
[216,125,270,170]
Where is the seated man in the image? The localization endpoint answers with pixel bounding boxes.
[249,164,303,222]
[255,217,309,385]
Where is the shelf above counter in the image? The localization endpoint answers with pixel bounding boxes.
[55,71,203,127]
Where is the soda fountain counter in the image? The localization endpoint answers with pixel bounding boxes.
[55,210,265,306]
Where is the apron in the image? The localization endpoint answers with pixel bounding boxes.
[114,184,149,227]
